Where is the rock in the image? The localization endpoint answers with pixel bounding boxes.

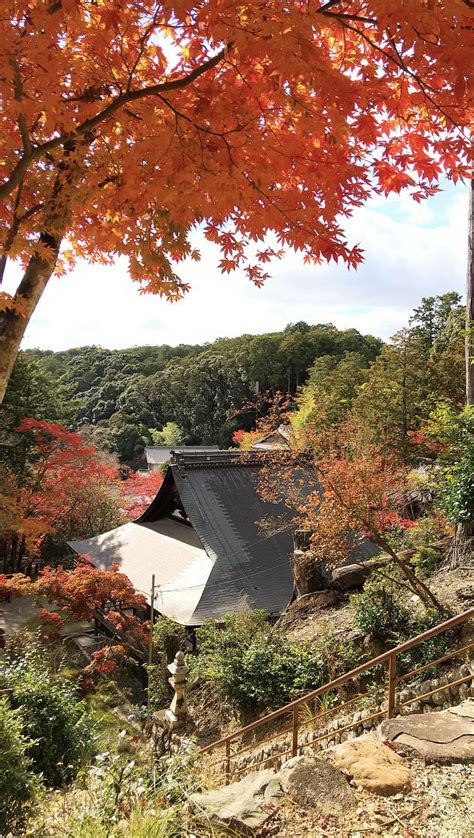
[459,684,470,701]
[331,735,411,796]
[277,755,356,816]
[379,701,474,764]
[448,698,474,719]
[189,769,282,835]
[456,585,474,602]
[331,561,379,591]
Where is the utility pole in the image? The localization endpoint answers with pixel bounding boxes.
[147,574,155,712]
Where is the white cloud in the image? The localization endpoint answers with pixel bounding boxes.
[4,182,468,350]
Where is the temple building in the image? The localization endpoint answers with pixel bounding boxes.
[69,450,378,626]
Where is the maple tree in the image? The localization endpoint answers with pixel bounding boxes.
[34,560,147,621]
[119,468,164,519]
[0,1,472,401]
[258,418,445,612]
[1,418,161,571]
[0,418,123,570]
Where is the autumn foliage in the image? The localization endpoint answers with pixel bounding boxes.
[1,1,473,399]
[35,560,147,622]
[258,418,445,610]
[119,469,164,520]
[0,418,162,572]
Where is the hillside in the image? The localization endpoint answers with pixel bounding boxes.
[24,322,382,463]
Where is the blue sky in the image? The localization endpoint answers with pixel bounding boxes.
[4,179,469,350]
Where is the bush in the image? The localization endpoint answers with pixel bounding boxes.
[10,678,94,786]
[351,581,413,644]
[411,546,442,577]
[193,611,342,711]
[0,698,37,834]
[148,616,187,710]
[352,580,456,676]
[0,633,95,787]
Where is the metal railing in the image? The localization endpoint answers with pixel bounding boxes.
[200,608,473,783]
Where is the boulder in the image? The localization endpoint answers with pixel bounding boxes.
[189,768,281,835]
[331,735,411,796]
[379,700,474,765]
[331,559,381,591]
[277,755,356,816]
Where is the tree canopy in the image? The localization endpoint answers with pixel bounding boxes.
[0,0,472,400]
[22,320,381,462]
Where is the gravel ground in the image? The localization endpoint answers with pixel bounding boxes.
[261,751,473,838]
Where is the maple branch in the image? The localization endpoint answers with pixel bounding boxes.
[340,18,462,131]
[9,59,33,157]
[0,181,24,284]
[316,0,343,11]
[315,462,445,612]
[319,11,377,25]
[0,46,230,202]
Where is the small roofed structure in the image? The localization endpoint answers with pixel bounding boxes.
[69,451,379,626]
[145,445,219,471]
[251,424,292,451]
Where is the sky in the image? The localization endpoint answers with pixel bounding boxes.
[4,180,469,350]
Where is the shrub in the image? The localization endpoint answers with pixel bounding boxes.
[352,580,456,676]
[0,698,37,834]
[148,616,187,709]
[351,581,413,644]
[193,611,340,711]
[10,678,94,786]
[0,633,95,787]
[411,546,442,577]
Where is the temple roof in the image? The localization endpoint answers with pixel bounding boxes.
[69,451,379,625]
[144,445,218,466]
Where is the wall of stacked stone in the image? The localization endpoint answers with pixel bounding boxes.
[230,660,473,775]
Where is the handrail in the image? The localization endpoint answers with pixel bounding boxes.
[200,607,473,757]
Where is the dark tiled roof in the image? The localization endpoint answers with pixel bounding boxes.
[173,455,295,622]
[145,445,218,465]
[71,451,379,625]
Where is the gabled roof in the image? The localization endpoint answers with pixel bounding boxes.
[145,445,219,465]
[69,451,379,626]
[251,424,292,451]
[140,451,297,623]
[69,518,212,625]
[69,451,297,625]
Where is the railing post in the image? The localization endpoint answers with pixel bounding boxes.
[225,739,231,784]
[292,706,299,756]
[387,652,397,718]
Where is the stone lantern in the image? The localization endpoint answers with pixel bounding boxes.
[157,650,189,730]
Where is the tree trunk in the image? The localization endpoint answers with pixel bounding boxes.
[376,537,447,614]
[0,231,63,404]
[450,174,474,565]
[0,149,79,404]
[466,175,473,407]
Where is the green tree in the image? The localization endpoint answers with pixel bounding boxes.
[149,422,184,447]
[427,403,474,536]
[294,352,369,433]
[410,292,462,351]
[353,330,432,461]
[0,351,71,476]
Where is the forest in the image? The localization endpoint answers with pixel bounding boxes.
[11,291,465,464]
[21,321,382,462]
[0,290,468,573]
